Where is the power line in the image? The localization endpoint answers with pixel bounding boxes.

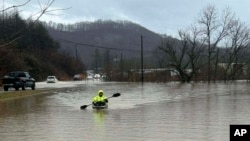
[56,38,153,53]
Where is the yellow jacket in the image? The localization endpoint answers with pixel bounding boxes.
[93,95,107,103]
[93,90,107,103]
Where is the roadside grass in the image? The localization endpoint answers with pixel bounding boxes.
[0,89,55,101]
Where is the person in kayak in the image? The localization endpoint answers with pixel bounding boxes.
[92,90,108,106]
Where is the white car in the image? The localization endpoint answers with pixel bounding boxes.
[46,76,58,83]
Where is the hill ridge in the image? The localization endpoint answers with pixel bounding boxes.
[44,20,164,68]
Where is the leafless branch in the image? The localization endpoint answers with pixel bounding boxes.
[27,0,71,23]
[0,0,30,12]
[0,36,22,49]
[1,0,70,49]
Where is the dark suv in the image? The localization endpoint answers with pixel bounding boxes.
[2,71,36,91]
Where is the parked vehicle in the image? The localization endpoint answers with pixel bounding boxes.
[1,71,36,91]
[73,74,82,81]
[46,76,57,83]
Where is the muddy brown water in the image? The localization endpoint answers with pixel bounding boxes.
[0,81,250,141]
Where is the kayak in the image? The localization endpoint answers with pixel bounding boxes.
[80,93,120,110]
[92,104,108,109]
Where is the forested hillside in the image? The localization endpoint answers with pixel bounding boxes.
[44,20,164,69]
[0,10,85,81]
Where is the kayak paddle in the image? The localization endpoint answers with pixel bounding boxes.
[80,93,121,110]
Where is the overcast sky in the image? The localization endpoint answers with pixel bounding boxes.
[4,0,250,36]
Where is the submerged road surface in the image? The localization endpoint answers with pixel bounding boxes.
[1,81,250,141]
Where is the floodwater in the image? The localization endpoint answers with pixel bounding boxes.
[0,81,250,141]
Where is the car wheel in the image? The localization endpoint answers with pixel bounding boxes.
[31,83,35,90]
[21,81,25,90]
[4,86,8,91]
[15,87,19,91]
[22,84,25,90]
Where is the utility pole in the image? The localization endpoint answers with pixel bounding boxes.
[74,44,78,61]
[120,53,123,73]
[141,35,144,83]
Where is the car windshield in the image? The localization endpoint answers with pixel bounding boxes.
[9,72,26,77]
[48,76,55,79]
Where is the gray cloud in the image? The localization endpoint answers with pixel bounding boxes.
[6,0,250,36]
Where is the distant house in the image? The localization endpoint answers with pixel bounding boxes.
[218,63,247,75]
[73,74,86,80]
[128,68,174,82]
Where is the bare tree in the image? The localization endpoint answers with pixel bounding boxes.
[197,5,234,82]
[222,19,250,81]
[159,5,250,82]
[159,25,207,82]
[180,25,207,81]
[159,35,191,82]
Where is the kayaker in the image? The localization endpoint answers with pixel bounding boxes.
[92,90,108,106]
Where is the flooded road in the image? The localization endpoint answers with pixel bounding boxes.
[0,81,250,141]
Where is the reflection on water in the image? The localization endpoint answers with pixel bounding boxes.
[0,81,250,141]
[92,110,108,141]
